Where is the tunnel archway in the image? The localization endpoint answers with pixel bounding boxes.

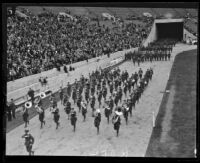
[156,21,184,41]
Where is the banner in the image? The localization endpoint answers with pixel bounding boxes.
[102,56,124,70]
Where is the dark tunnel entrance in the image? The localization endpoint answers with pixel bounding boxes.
[156,22,183,41]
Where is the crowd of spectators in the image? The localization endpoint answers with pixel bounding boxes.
[183,12,197,37]
[184,21,197,37]
[7,8,154,81]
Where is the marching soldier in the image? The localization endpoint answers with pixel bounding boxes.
[94,109,101,134]
[49,93,57,108]
[64,100,71,120]
[123,81,128,97]
[97,82,101,92]
[137,57,140,66]
[85,87,90,104]
[127,97,133,117]
[118,87,123,103]
[149,68,153,80]
[27,88,35,104]
[70,108,77,132]
[51,106,60,129]
[112,107,122,137]
[90,94,96,117]
[133,72,139,85]
[77,92,82,113]
[97,90,103,108]
[109,82,114,95]
[59,87,64,104]
[36,104,45,129]
[127,78,132,94]
[114,79,119,91]
[168,51,171,60]
[67,82,71,98]
[102,86,107,102]
[164,50,168,61]
[22,129,35,156]
[138,68,143,80]
[81,100,87,121]
[63,94,69,106]
[91,85,95,96]
[72,88,77,104]
[114,92,119,107]
[109,96,114,113]
[23,102,30,128]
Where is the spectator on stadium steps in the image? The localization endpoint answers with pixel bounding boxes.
[39,77,48,87]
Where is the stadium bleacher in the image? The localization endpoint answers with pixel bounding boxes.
[7,7,197,82]
[7,7,154,82]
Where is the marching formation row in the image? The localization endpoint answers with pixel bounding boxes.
[125,39,176,65]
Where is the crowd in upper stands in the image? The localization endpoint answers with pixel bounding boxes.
[7,8,154,81]
[7,8,197,82]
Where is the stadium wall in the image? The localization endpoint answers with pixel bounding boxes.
[183,28,197,41]
[143,21,157,47]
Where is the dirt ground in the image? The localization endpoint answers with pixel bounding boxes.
[6,44,197,156]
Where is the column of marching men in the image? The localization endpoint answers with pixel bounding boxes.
[125,39,176,65]
[20,39,176,155]
[20,66,153,155]
[49,67,154,135]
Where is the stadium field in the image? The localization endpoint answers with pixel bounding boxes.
[145,49,197,157]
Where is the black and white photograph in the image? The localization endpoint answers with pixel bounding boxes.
[3,2,198,158]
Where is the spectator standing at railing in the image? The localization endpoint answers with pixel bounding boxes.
[10,99,16,119]
[63,65,68,74]
[7,102,12,121]
[27,88,35,104]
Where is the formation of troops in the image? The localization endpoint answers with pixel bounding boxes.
[21,65,153,155]
[19,38,176,155]
[125,39,177,65]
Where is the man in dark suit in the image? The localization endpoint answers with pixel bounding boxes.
[7,102,12,121]
[10,99,16,119]
[64,65,68,73]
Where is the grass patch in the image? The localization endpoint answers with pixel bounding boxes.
[145,49,197,157]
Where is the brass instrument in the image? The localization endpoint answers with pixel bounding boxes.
[39,92,46,99]
[25,101,32,109]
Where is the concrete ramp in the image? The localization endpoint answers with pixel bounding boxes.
[183,28,197,41]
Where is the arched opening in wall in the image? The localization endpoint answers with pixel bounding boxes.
[156,22,183,41]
